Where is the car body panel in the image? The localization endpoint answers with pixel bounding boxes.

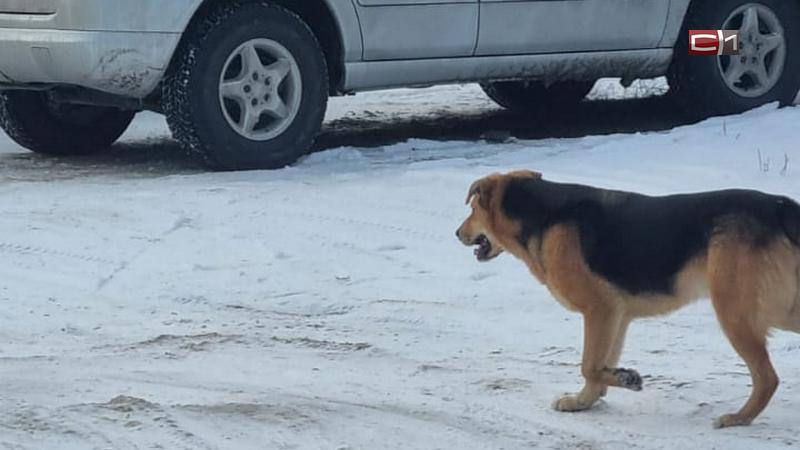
[0,0,199,32]
[0,0,57,14]
[0,0,364,97]
[0,0,690,98]
[476,0,671,55]
[0,0,198,97]
[344,48,672,91]
[353,0,478,60]
[0,28,180,97]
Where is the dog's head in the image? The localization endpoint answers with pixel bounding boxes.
[456,170,541,262]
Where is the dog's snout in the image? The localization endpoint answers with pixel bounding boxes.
[455,228,460,239]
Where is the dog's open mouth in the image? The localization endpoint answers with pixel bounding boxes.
[473,234,493,261]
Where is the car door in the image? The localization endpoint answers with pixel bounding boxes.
[354,0,479,61]
[0,0,57,13]
[476,0,671,56]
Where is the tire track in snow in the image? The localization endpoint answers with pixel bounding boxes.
[0,241,119,266]
[96,213,197,291]
[290,211,443,241]
[61,396,217,450]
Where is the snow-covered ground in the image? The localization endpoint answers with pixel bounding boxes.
[1,82,800,449]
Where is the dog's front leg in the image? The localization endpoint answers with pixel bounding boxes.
[553,307,642,412]
[599,315,632,398]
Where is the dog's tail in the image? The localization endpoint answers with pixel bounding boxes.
[778,196,800,247]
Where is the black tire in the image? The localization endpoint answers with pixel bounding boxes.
[163,1,328,170]
[480,80,595,112]
[0,91,135,155]
[668,0,800,117]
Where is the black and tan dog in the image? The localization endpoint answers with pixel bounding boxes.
[456,170,800,428]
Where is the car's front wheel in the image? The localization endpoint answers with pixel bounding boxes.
[163,2,328,170]
[0,91,135,155]
[480,80,595,113]
[669,0,800,117]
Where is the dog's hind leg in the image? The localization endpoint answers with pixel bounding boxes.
[711,311,777,428]
[708,242,779,428]
[553,308,642,412]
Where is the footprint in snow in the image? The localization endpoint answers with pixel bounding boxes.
[470,272,496,281]
[377,244,406,252]
[479,377,532,392]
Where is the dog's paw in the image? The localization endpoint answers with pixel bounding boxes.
[552,394,591,412]
[612,368,642,391]
[713,413,752,429]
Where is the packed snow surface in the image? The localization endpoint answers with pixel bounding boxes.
[1,83,799,449]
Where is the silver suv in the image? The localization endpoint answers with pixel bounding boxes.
[1,0,797,169]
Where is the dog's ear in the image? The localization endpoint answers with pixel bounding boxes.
[466,179,481,205]
[466,175,498,209]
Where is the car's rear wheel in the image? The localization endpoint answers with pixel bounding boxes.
[0,91,135,155]
[480,80,595,112]
[669,0,800,117]
[163,2,328,170]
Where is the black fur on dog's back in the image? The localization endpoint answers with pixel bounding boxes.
[778,196,800,246]
[503,178,800,296]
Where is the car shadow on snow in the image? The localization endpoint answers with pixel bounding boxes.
[0,138,205,182]
[0,94,694,179]
[318,94,690,150]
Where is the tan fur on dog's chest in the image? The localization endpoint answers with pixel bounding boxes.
[536,225,618,313]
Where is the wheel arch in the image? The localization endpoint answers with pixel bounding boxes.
[658,0,693,49]
[169,0,361,96]
[661,0,800,49]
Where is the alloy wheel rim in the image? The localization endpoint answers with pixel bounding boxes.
[717,3,787,98]
[218,38,303,141]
